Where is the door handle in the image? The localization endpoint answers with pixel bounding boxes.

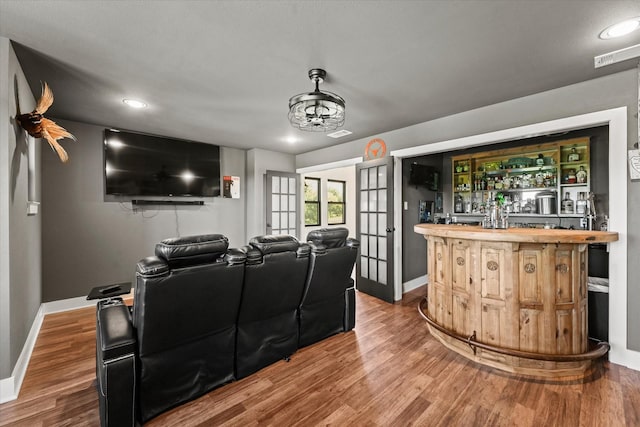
[386,227,395,233]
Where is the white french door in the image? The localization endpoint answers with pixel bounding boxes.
[265,170,300,238]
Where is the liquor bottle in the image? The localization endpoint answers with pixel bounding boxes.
[576,192,587,215]
[576,166,587,184]
[454,194,463,213]
[568,147,580,162]
[561,192,574,214]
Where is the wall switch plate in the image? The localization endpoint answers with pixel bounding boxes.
[27,201,40,216]
[403,201,408,210]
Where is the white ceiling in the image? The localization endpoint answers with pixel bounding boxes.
[1,0,640,155]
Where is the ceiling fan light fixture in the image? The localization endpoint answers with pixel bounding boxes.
[599,17,640,39]
[288,68,345,132]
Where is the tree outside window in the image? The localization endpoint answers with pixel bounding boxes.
[327,180,346,225]
[304,177,320,226]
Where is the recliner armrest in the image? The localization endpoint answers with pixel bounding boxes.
[97,298,136,360]
[346,238,360,250]
[96,298,136,427]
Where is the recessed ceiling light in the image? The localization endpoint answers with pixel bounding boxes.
[599,17,640,39]
[285,136,298,144]
[327,129,352,139]
[122,98,147,109]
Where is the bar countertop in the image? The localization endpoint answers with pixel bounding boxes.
[413,223,618,244]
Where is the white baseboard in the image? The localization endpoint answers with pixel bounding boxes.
[403,274,428,293]
[42,295,97,314]
[0,294,103,403]
[0,304,44,403]
[610,346,640,372]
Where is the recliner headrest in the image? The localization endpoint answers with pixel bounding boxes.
[249,234,300,255]
[306,227,349,249]
[155,234,229,268]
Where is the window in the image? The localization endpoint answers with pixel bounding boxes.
[327,179,346,225]
[304,177,321,226]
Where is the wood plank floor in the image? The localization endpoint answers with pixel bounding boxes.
[1,287,639,426]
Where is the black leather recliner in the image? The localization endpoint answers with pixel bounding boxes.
[133,234,246,422]
[95,231,359,425]
[299,228,359,347]
[235,235,310,379]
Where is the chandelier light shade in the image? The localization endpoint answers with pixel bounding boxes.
[288,68,346,132]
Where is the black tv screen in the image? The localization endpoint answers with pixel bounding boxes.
[409,163,439,191]
[104,129,221,197]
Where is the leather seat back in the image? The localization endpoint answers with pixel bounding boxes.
[133,234,246,422]
[236,235,310,378]
[299,227,359,347]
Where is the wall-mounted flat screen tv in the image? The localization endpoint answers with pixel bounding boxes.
[104,129,221,197]
[409,163,439,191]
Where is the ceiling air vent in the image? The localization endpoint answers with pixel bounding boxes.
[595,43,640,68]
[327,129,353,139]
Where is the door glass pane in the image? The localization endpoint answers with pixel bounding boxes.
[368,189,377,212]
[360,213,368,234]
[361,235,368,256]
[281,212,288,229]
[289,178,296,194]
[378,165,387,188]
[361,256,368,279]
[369,235,377,258]
[289,195,296,211]
[369,213,376,237]
[272,194,280,211]
[378,236,387,260]
[289,212,296,229]
[378,213,387,236]
[360,168,368,190]
[272,228,279,235]
[369,168,377,189]
[281,177,288,194]
[360,190,368,212]
[272,212,280,229]
[272,177,280,193]
[280,194,288,211]
[288,229,296,236]
[369,258,377,282]
[378,189,386,212]
[378,261,387,285]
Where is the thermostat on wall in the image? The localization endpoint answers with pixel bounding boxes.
[27,201,40,216]
[629,149,640,181]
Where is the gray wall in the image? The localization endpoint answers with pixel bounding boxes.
[296,69,640,351]
[402,154,443,282]
[41,118,247,302]
[245,148,295,240]
[0,38,41,379]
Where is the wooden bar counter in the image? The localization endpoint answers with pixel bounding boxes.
[414,224,618,378]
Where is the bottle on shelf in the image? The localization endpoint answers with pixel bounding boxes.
[561,192,574,214]
[576,165,587,184]
[576,192,587,215]
[568,147,580,162]
[454,194,464,213]
[536,153,545,166]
